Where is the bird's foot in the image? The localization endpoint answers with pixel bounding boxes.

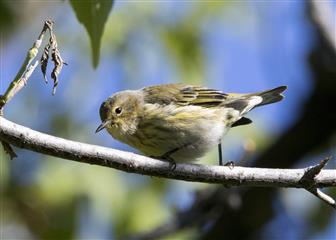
[150,152,177,171]
[161,152,177,171]
[224,161,235,169]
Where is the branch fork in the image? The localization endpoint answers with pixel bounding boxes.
[300,157,335,208]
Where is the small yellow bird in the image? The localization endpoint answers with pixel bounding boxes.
[96,84,286,168]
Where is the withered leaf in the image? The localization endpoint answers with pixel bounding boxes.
[49,31,66,95]
[40,43,50,83]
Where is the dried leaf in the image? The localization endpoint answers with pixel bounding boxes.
[48,31,66,95]
[51,48,64,95]
[40,43,50,83]
[0,19,64,112]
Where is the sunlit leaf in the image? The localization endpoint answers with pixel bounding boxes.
[70,0,114,68]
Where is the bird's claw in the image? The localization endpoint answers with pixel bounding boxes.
[150,154,177,171]
[161,154,177,171]
[224,161,235,169]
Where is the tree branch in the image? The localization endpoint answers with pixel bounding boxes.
[0,116,335,189]
[310,0,336,50]
[300,157,336,208]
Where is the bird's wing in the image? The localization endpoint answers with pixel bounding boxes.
[142,84,228,107]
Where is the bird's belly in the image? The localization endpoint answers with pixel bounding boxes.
[133,107,228,162]
[169,122,228,162]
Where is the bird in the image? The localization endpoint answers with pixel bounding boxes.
[96,83,287,168]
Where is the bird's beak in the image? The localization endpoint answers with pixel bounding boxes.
[95,120,110,133]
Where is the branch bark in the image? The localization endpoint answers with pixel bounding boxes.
[0,117,335,189]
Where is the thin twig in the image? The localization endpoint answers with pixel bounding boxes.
[0,20,65,158]
[308,188,336,209]
[0,19,66,111]
[0,20,52,110]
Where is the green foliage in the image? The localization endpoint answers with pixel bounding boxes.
[161,23,203,84]
[69,0,114,68]
[0,0,14,33]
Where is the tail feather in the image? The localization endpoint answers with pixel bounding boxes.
[224,85,287,115]
[225,86,287,128]
[252,86,287,107]
[231,117,252,127]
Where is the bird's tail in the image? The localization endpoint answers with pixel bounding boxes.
[225,86,287,110]
[223,86,287,127]
[224,86,287,127]
[250,86,287,107]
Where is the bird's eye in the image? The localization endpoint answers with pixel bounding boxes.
[115,107,122,115]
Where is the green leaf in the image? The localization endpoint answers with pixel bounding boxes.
[70,0,113,68]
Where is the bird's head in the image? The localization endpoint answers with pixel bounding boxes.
[96,91,142,136]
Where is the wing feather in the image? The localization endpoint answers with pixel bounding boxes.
[143,84,228,107]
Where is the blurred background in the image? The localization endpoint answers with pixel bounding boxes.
[1,0,335,239]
